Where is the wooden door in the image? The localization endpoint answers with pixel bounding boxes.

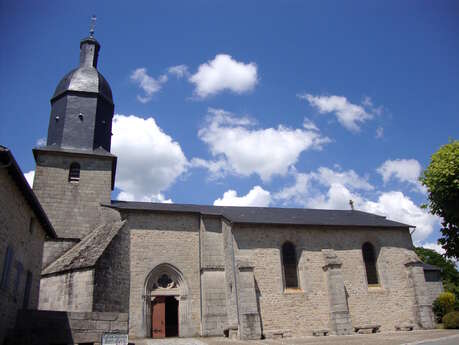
[152,296,165,338]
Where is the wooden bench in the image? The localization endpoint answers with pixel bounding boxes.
[354,324,381,334]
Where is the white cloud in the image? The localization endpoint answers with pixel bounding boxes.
[298,94,379,132]
[275,166,438,242]
[36,137,46,147]
[24,170,35,187]
[196,108,330,181]
[168,64,189,78]
[190,158,230,179]
[117,191,172,204]
[274,171,311,204]
[312,167,373,191]
[214,186,271,207]
[421,242,446,255]
[111,114,187,203]
[376,126,384,139]
[130,68,168,103]
[377,159,421,184]
[275,167,372,205]
[305,185,438,242]
[307,182,362,210]
[303,118,319,131]
[303,186,439,242]
[377,159,426,193]
[362,191,439,242]
[189,54,258,98]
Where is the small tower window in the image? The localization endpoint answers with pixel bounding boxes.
[69,162,80,182]
[362,242,379,285]
[282,241,299,289]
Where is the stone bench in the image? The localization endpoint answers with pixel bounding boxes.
[264,329,291,339]
[312,329,329,336]
[395,323,414,331]
[354,324,381,334]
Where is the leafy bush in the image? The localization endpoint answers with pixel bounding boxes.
[443,311,459,329]
[433,292,456,322]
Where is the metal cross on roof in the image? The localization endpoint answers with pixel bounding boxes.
[349,199,355,211]
[89,15,97,37]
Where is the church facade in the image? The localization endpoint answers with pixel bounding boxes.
[33,33,436,340]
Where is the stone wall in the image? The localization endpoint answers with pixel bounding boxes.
[232,224,421,336]
[201,270,227,336]
[93,223,130,312]
[200,216,228,336]
[39,268,94,312]
[222,219,239,332]
[33,151,112,239]
[9,310,128,345]
[0,169,46,344]
[236,264,262,339]
[126,211,201,338]
[200,216,225,269]
[425,280,443,307]
[42,239,79,268]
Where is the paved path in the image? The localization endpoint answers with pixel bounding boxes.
[136,338,208,345]
[135,330,459,345]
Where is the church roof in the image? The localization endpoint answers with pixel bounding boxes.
[42,220,125,276]
[422,262,442,271]
[108,201,412,228]
[0,146,56,238]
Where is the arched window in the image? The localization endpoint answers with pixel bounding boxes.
[282,241,299,289]
[362,242,379,285]
[68,162,80,182]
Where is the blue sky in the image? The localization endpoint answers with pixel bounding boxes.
[1,1,458,250]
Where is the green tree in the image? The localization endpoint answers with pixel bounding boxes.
[415,247,459,299]
[420,140,459,259]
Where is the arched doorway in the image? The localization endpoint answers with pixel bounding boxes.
[144,264,189,338]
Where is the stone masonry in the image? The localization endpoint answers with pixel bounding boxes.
[0,167,48,344]
[33,150,113,239]
[232,223,428,336]
[9,310,128,345]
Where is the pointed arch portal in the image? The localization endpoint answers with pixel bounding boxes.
[144,263,190,338]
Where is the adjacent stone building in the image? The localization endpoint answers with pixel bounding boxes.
[30,31,441,341]
[0,146,56,344]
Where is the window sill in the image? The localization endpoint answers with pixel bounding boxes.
[283,288,303,294]
[368,285,385,293]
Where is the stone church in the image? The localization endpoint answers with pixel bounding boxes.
[32,32,437,340]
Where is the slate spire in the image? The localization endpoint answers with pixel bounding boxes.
[45,25,114,152]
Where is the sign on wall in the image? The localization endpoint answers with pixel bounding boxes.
[102,333,128,345]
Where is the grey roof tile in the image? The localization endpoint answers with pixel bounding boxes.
[0,146,56,238]
[108,201,411,228]
[422,262,442,271]
[42,220,125,275]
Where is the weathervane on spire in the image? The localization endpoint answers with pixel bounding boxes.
[89,15,97,37]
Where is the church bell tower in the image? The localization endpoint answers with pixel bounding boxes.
[32,25,117,240]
